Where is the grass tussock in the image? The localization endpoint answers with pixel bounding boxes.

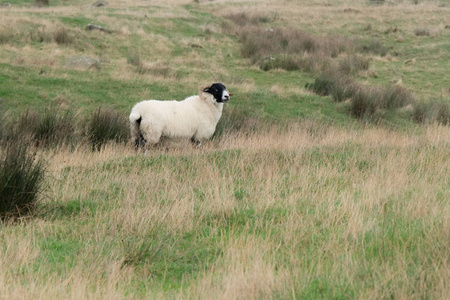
[414,27,431,36]
[126,50,141,67]
[53,27,74,45]
[306,73,416,120]
[412,101,450,125]
[0,110,39,143]
[33,109,75,147]
[0,108,76,147]
[359,39,388,56]
[337,54,370,75]
[85,107,129,150]
[0,142,45,220]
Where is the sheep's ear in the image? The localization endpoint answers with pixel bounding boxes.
[198,85,210,101]
[229,93,234,97]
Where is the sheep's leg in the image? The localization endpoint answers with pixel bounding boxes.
[191,137,202,147]
[134,134,147,149]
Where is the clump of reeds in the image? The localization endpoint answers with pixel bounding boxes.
[0,142,46,220]
[85,107,129,150]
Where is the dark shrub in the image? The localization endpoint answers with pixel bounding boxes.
[338,55,370,75]
[350,89,376,118]
[412,102,428,123]
[306,74,357,102]
[127,51,141,67]
[305,75,335,96]
[53,27,73,45]
[412,102,450,125]
[34,109,75,147]
[27,26,53,43]
[330,78,358,102]
[379,85,415,109]
[86,107,128,150]
[414,28,430,36]
[0,142,45,220]
[359,40,388,56]
[1,110,39,144]
[434,102,450,125]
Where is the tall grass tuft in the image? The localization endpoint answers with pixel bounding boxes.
[331,78,359,103]
[0,142,45,220]
[306,73,358,102]
[337,55,370,75]
[0,110,39,144]
[412,101,450,124]
[33,109,75,147]
[126,51,141,67]
[412,102,427,124]
[414,28,430,36]
[434,102,450,125]
[359,40,388,56]
[350,89,376,118]
[53,27,73,45]
[305,75,335,96]
[379,85,415,109]
[85,107,128,150]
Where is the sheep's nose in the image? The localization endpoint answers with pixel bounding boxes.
[224,95,230,101]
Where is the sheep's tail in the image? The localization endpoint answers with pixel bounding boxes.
[129,110,144,148]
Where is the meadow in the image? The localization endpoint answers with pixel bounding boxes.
[0,0,449,299]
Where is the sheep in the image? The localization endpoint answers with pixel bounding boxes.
[129,83,232,148]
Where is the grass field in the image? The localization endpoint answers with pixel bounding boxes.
[1,0,450,299]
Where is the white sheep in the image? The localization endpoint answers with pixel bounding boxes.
[129,83,232,148]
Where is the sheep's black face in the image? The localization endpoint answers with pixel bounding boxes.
[204,83,231,103]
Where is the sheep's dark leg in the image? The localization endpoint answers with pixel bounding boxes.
[191,137,201,147]
[134,134,147,150]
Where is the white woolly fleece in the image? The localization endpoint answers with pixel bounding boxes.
[129,93,224,145]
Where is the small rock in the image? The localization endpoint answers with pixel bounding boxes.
[65,56,101,71]
[1,2,12,7]
[445,25,450,29]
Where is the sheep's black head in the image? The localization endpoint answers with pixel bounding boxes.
[202,83,233,103]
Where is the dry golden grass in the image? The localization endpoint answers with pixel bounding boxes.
[1,124,450,299]
[2,123,448,298]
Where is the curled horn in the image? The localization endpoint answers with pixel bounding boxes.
[198,84,210,101]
